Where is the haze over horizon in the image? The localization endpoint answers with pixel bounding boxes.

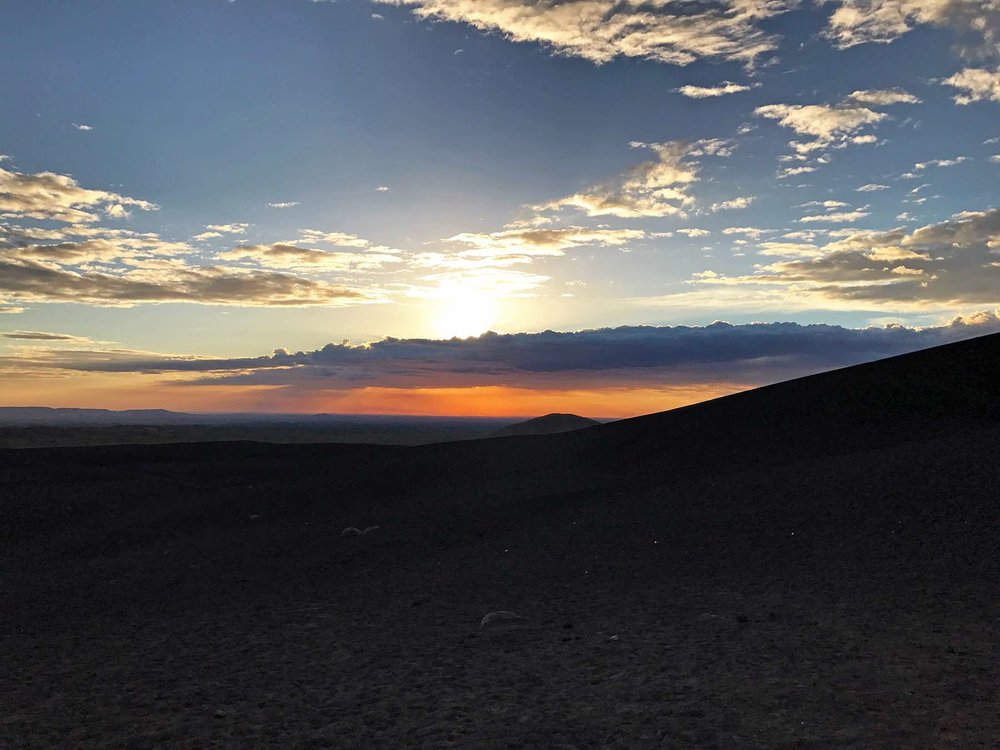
[2,0,998,416]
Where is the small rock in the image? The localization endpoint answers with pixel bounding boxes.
[480,610,526,628]
[213,709,226,719]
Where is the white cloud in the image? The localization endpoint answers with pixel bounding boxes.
[847,88,921,105]
[756,102,887,153]
[677,228,710,238]
[373,0,794,67]
[376,185,390,192]
[691,208,1000,309]
[723,226,769,240]
[757,241,823,257]
[798,200,850,208]
[913,156,969,169]
[446,226,647,257]
[943,68,1000,104]
[825,0,1000,57]
[857,183,890,191]
[0,165,158,223]
[217,243,401,271]
[778,165,817,178]
[799,210,870,223]
[72,123,94,131]
[268,201,300,209]
[194,223,249,242]
[537,140,723,219]
[711,196,755,211]
[675,81,752,98]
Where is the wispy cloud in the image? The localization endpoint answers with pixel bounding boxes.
[825,0,1000,57]
[536,139,728,219]
[756,101,887,155]
[943,68,1000,104]
[373,0,794,67]
[691,208,1000,309]
[0,164,158,223]
[675,81,752,98]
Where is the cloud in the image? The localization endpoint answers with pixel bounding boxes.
[373,0,794,67]
[0,258,371,307]
[723,226,770,240]
[0,330,89,341]
[536,140,725,219]
[756,102,887,154]
[691,208,1000,308]
[376,185,390,192]
[913,156,968,169]
[943,67,1000,103]
[798,200,850,208]
[675,81,752,98]
[207,223,249,234]
[72,123,94,131]
[446,226,647,257]
[778,165,817,178]
[824,0,1000,57]
[846,88,922,105]
[23,316,1000,395]
[0,165,159,223]
[193,223,249,242]
[757,241,823,257]
[0,159,383,310]
[268,201,301,209]
[799,210,870,223]
[217,243,402,271]
[857,183,890,191]
[711,196,755,211]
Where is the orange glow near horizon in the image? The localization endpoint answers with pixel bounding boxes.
[0,373,749,418]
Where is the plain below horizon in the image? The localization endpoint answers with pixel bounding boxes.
[0,408,608,450]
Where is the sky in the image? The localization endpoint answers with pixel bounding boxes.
[1,0,998,416]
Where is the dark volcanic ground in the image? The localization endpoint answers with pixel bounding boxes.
[2,335,999,748]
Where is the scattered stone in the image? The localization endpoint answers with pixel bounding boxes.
[480,610,526,629]
[213,709,226,719]
[342,525,379,538]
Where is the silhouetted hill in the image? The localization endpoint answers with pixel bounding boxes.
[3,332,999,746]
[492,412,599,437]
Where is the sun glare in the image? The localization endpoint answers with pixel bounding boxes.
[433,288,498,339]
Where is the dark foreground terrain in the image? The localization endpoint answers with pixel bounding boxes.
[2,335,999,748]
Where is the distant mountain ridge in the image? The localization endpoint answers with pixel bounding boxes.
[0,407,511,428]
[492,413,600,437]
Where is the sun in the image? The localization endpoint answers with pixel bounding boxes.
[433,287,498,339]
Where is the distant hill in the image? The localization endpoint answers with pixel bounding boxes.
[493,412,599,437]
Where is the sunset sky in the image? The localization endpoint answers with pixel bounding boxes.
[1,0,998,416]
